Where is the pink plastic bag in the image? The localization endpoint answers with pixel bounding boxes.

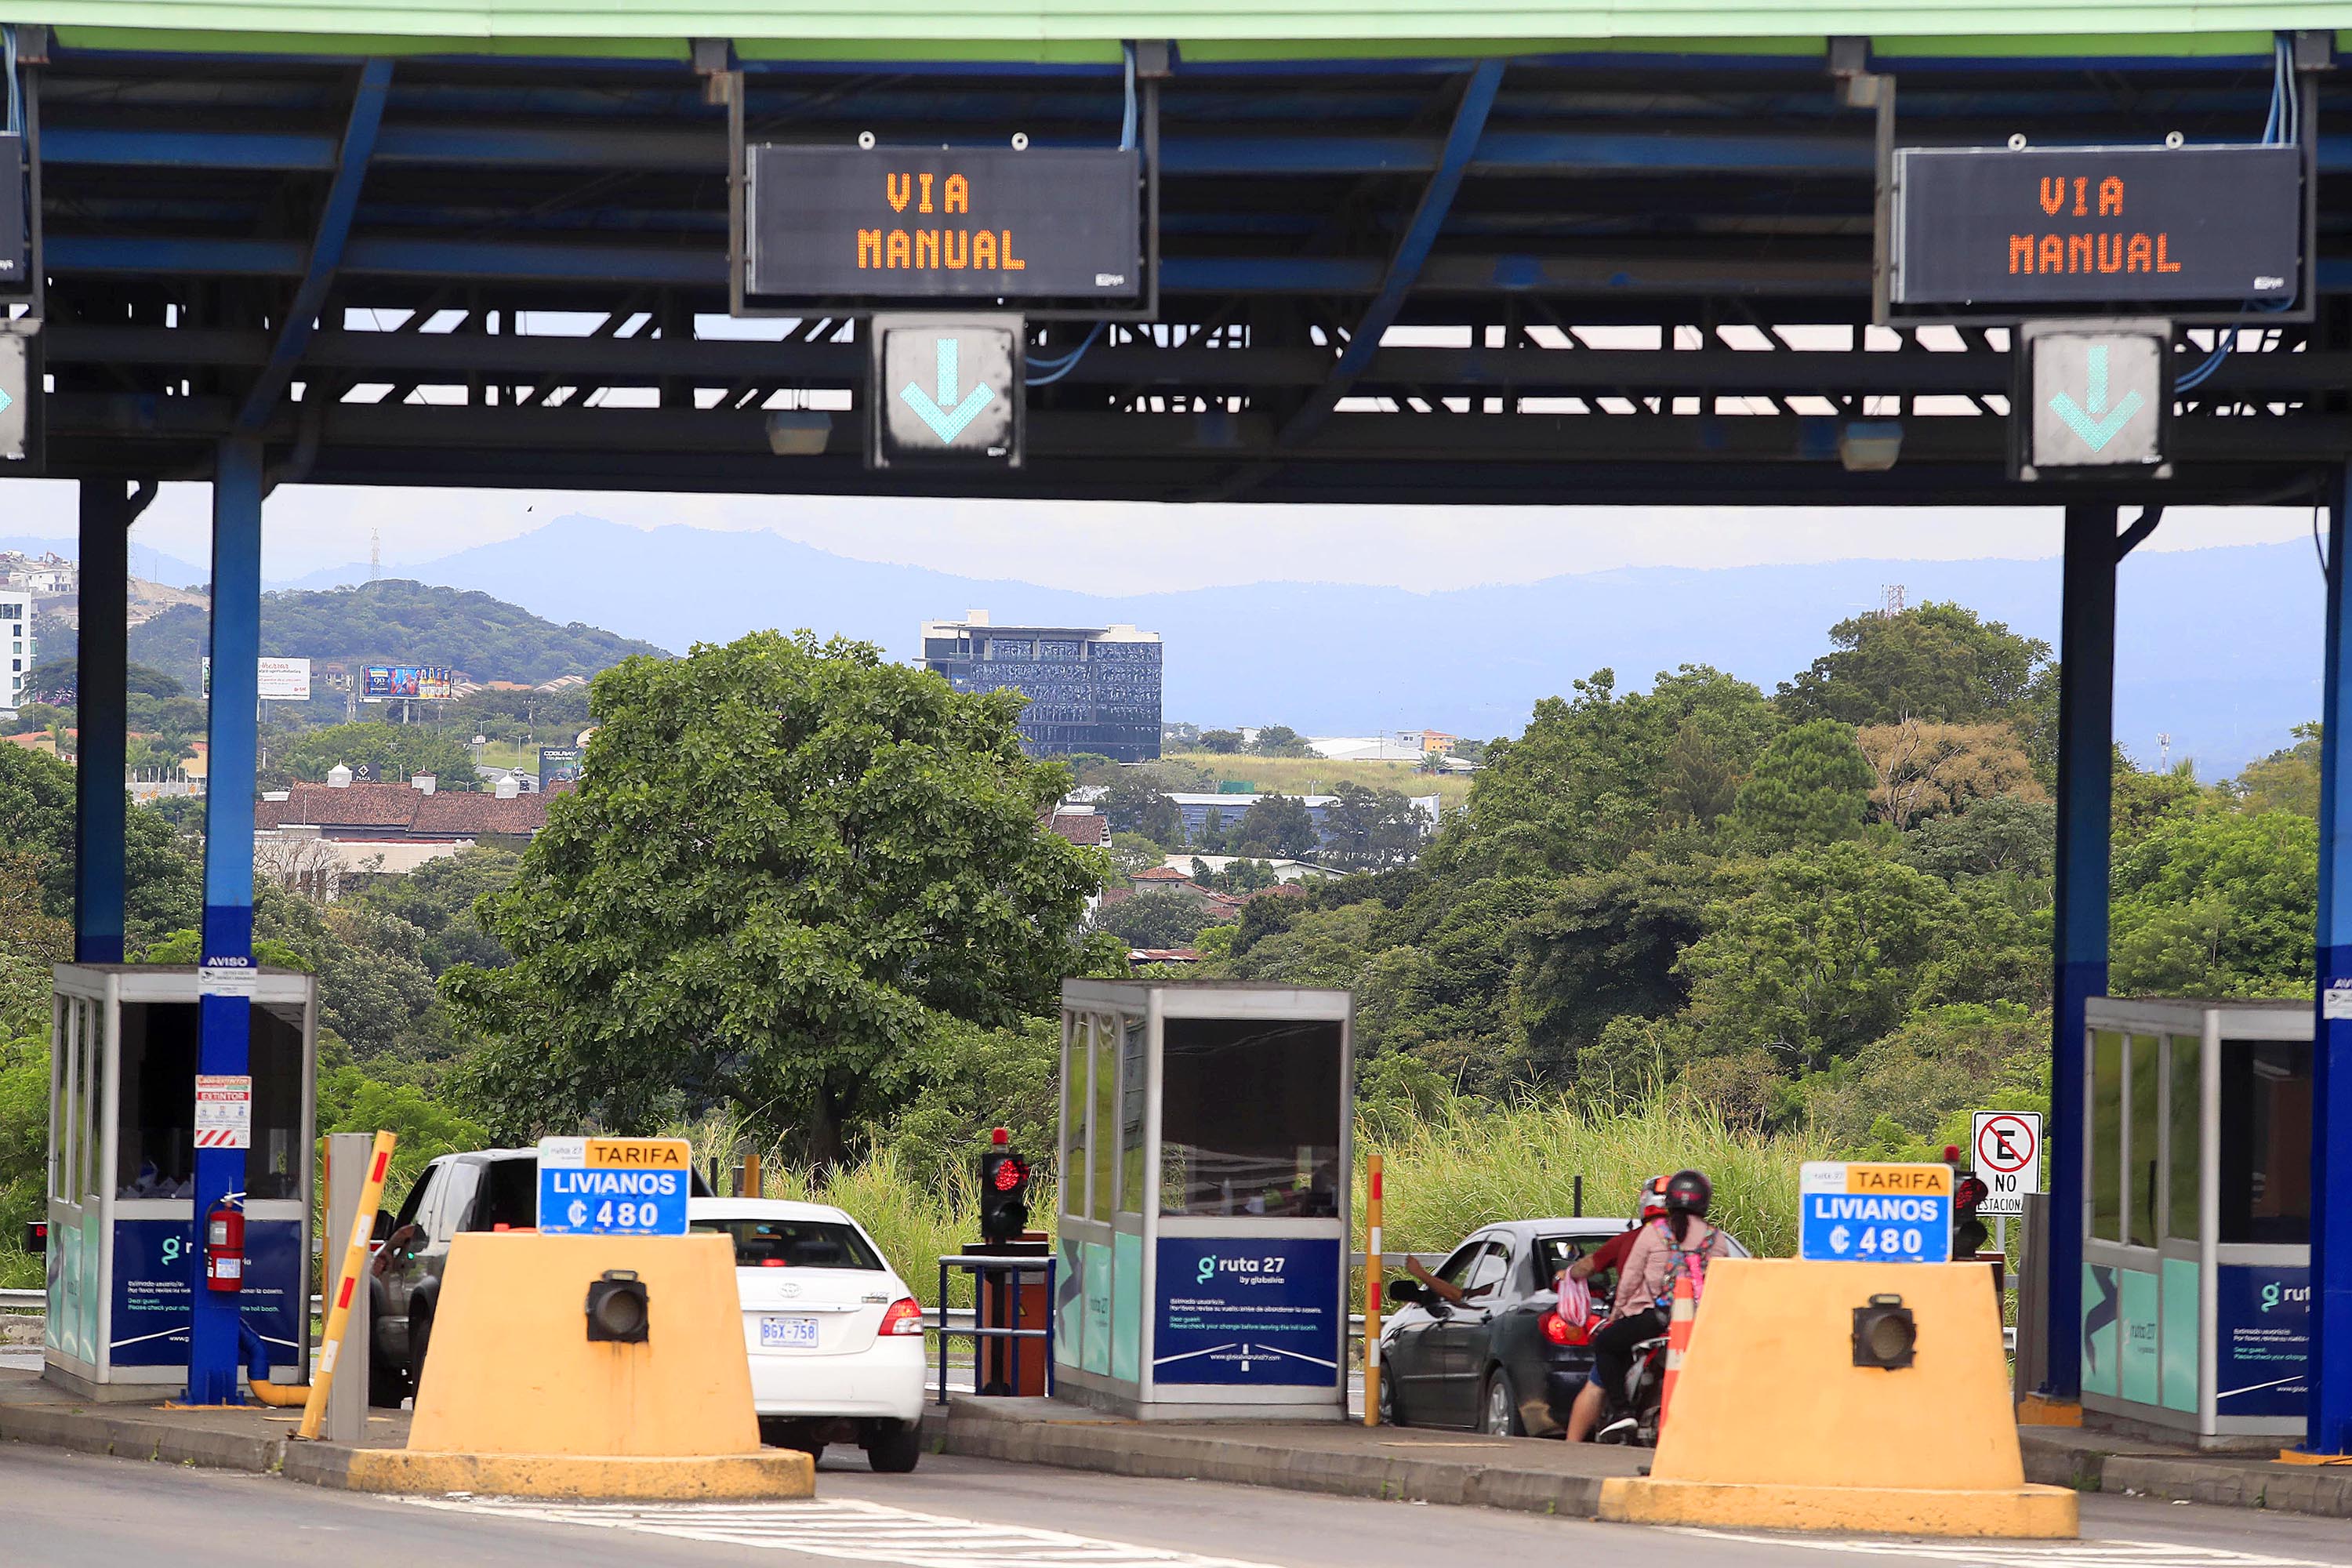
[1556,1272,1594,1325]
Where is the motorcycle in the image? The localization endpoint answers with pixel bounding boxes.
[1592,1330,1668,1447]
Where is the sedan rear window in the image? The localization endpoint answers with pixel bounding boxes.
[692,1218,884,1271]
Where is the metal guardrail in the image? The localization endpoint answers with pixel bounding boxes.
[0,1288,43,1310]
[935,1254,1054,1407]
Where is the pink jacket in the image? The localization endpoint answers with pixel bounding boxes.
[1607,1218,1730,1320]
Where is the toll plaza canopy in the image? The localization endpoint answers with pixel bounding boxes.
[8,6,2352,503]
[8,2,2352,1451]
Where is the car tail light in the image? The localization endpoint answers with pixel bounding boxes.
[1541,1309,1590,1347]
[880,1297,926,1336]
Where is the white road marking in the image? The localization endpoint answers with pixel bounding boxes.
[1672,1530,2339,1568]
[406,1496,1287,1568]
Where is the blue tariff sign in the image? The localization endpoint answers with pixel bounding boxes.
[536,1137,692,1237]
[1798,1161,1953,1264]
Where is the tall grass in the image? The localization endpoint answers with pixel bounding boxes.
[1360,1097,1822,1264]
[682,1094,1820,1310]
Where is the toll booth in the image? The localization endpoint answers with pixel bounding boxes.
[2078,998,2311,1446]
[43,965,318,1400]
[1054,981,1352,1418]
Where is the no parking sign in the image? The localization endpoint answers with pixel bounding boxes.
[1971,1111,2042,1218]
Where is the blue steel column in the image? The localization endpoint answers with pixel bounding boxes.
[2045,502,2117,1400]
[188,439,262,1405]
[74,481,129,964]
[2310,468,2352,1456]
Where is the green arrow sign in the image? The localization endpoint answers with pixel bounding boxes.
[898,337,995,444]
[2045,344,2145,453]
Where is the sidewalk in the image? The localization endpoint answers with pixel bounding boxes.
[0,1367,408,1489]
[2020,1425,2352,1519]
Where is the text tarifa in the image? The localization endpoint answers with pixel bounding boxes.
[2008,175,2183,277]
[856,171,1027,273]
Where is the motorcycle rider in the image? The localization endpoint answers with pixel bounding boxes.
[1564,1168,1730,1443]
[1564,1175,1668,1297]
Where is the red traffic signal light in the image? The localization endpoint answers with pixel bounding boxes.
[992,1155,1030,1193]
[978,1138,1032,1246]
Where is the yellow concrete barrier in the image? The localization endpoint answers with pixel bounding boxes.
[1596,1258,2076,1538]
[370,1232,810,1500]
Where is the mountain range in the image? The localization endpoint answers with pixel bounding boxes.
[279,514,2318,775]
[13,516,2325,775]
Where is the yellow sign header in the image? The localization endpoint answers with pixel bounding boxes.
[1840,1163,1952,1197]
[583,1137,691,1171]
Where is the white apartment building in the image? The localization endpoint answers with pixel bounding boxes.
[0,589,34,712]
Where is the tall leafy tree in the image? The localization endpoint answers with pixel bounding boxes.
[1778,601,2049,726]
[1732,719,1875,848]
[1319,782,1425,872]
[1100,775,1185,843]
[443,632,1106,1163]
[1229,793,1319,860]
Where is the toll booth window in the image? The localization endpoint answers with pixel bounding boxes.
[245,1003,304,1201]
[2089,1030,2122,1242]
[1088,1014,1116,1219]
[2128,1034,2159,1248]
[116,1002,198,1197]
[2219,1040,2312,1244]
[2166,1033,2201,1241]
[1156,1017,1341,1218]
[1062,1015,1092,1220]
[691,1218,882,1270]
[1118,1014,1146,1214]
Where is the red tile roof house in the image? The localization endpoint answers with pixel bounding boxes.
[255,779,554,840]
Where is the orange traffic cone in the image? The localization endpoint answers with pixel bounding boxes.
[1657,1261,1697,1435]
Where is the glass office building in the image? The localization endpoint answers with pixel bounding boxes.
[920,612,1163,762]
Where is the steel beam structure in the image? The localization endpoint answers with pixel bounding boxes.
[72,480,129,965]
[2313,466,2352,1456]
[189,437,263,1406]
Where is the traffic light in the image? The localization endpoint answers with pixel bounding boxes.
[586,1269,650,1343]
[1852,1292,1917,1370]
[978,1127,1031,1247]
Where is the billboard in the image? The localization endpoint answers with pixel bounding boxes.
[201,655,314,701]
[538,746,584,787]
[362,664,454,702]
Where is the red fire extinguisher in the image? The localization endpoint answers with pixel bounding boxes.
[205,1198,245,1294]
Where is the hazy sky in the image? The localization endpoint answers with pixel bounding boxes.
[2,479,2325,594]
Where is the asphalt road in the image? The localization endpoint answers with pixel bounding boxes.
[6,1439,2352,1568]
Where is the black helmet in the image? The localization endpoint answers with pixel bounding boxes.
[1664,1169,1712,1217]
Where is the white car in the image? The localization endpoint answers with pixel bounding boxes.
[688,1197,928,1472]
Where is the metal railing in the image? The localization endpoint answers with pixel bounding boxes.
[935,1254,1054,1407]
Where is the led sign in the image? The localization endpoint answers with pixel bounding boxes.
[1891,145,2300,309]
[746,146,1142,308]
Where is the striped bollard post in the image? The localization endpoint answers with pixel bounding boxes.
[1657,1261,1697,1436]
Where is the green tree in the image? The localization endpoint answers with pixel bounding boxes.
[1457,665,1777,877]
[1679,841,1962,1071]
[1250,724,1314,758]
[1319,782,1425,872]
[1797,1002,2049,1153]
[880,1014,1061,1189]
[1778,601,2050,727]
[2111,810,2316,996]
[277,721,481,791]
[1902,794,2056,883]
[444,632,1105,1163]
[1100,776,1184,843]
[1109,832,1167,878]
[1198,729,1243,754]
[1731,719,1874,848]
[1196,805,1229,854]
[2234,723,2321,818]
[347,845,521,975]
[1229,793,1319,860]
[1094,891,1224,949]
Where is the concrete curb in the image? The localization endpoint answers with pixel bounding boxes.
[929,1403,1616,1518]
[0,1399,290,1475]
[2020,1432,2352,1519]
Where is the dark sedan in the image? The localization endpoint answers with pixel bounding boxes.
[1377,1216,1749,1437]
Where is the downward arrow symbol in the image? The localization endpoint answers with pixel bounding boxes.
[2046,344,2145,453]
[898,337,995,444]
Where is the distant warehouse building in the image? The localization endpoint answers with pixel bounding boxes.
[920,611,1163,763]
